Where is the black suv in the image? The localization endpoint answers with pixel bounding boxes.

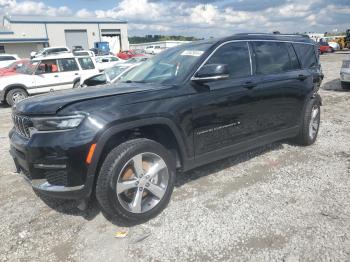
[9,34,323,222]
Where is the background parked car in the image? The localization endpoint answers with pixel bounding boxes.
[0,53,98,105]
[319,42,334,54]
[340,56,350,89]
[95,55,125,71]
[30,46,70,59]
[117,50,144,60]
[328,42,340,51]
[0,54,20,68]
[0,59,30,76]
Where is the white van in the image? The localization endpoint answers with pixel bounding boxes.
[0,53,99,105]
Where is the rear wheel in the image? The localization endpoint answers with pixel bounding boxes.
[96,138,175,222]
[295,99,321,146]
[6,88,28,106]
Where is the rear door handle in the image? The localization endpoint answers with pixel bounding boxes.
[243,81,256,89]
[297,74,308,81]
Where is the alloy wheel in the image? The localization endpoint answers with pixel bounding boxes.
[309,105,320,139]
[116,152,169,214]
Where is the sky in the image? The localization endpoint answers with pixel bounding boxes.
[0,0,349,37]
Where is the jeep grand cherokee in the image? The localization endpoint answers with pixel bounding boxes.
[9,34,323,222]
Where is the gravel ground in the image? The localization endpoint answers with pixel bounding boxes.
[0,52,349,262]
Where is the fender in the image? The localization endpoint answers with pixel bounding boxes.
[86,117,192,178]
[1,84,28,101]
[312,92,322,106]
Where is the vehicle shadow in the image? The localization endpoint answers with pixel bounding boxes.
[322,79,350,92]
[40,141,285,227]
[0,102,10,108]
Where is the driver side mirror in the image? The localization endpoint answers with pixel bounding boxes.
[192,64,229,83]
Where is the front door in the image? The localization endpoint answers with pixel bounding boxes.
[32,59,66,94]
[191,41,258,156]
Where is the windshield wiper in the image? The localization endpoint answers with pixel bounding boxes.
[122,80,148,84]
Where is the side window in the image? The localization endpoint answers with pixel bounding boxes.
[205,42,251,79]
[0,46,5,54]
[36,59,58,74]
[286,43,301,70]
[253,41,293,74]
[0,56,16,61]
[58,58,79,72]
[110,57,119,62]
[293,44,318,69]
[78,57,95,70]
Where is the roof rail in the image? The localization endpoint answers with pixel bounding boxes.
[236,33,309,38]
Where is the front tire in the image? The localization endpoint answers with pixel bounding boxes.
[295,99,321,146]
[96,138,175,222]
[6,88,28,106]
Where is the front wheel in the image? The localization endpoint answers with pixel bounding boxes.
[6,88,28,106]
[294,99,321,146]
[96,138,175,222]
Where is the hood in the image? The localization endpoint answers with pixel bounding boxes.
[15,82,166,115]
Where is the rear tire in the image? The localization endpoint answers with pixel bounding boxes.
[6,88,28,106]
[294,99,321,146]
[96,138,175,222]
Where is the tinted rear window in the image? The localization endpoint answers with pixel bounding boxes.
[78,57,95,70]
[293,43,318,69]
[252,41,295,74]
[206,41,251,79]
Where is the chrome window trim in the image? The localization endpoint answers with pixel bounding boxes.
[191,39,315,81]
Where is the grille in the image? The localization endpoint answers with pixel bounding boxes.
[45,170,68,186]
[12,114,33,138]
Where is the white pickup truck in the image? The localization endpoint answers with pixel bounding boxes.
[0,53,99,106]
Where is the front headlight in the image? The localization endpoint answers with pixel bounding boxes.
[31,114,85,131]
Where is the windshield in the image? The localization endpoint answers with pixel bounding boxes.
[16,61,39,75]
[105,66,129,80]
[121,42,211,84]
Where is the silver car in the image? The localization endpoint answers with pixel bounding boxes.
[340,57,350,89]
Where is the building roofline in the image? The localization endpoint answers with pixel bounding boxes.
[4,15,127,24]
[0,38,49,43]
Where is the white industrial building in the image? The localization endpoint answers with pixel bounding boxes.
[0,15,129,58]
[130,40,191,51]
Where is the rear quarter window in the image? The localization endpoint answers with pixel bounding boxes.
[293,43,318,69]
[78,57,95,70]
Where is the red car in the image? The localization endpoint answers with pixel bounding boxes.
[318,42,334,54]
[117,50,144,60]
[0,59,30,76]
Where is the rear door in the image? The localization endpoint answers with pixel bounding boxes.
[191,41,258,155]
[250,41,307,133]
[56,58,80,90]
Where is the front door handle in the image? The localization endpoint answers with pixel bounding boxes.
[297,74,308,81]
[54,75,59,78]
[243,81,256,89]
